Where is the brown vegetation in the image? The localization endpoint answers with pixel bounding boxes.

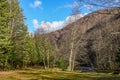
[48,7,120,70]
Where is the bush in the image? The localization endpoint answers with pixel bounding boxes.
[58,57,67,71]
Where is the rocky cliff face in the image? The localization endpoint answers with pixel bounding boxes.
[48,7,120,70]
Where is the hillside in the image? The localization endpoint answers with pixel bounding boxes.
[48,7,120,70]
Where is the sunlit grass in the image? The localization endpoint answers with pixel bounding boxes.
[0,68,120,80]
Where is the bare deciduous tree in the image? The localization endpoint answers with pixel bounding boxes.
[68,1,81,71]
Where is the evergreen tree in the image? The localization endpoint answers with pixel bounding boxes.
[25,33,38,67]
[34,29,53,69]
[0,0,12,70]
[0,0,39,70]
[8,0,29,68]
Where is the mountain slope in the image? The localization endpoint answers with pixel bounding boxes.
[48,7,120,70]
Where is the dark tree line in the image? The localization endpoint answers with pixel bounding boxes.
[0,0,30,70]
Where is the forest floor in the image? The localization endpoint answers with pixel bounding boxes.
[0,68,120,80]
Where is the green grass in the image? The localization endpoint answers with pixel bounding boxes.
[0,68,120,80]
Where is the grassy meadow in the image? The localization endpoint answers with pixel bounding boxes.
[0,68,120,80]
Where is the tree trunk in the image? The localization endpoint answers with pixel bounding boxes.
[47,52,50,68]
[43,55,47,69]
[68,42,74,71]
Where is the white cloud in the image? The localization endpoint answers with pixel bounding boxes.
[57,1,80,9]
[66,1,79,8]
[33,19,39,28]
[73,1,79,8]
[30,0,42,8]
[64,14,84,24]
[84,4,94,10]
[32,13,86,33]
[32,19,64,32]
[39,21,64,32]
[115,0,120,2]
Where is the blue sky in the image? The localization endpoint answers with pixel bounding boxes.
[18,0,93,32]
[18,0,120,32]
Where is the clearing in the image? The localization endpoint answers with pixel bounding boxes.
[0,68,120,80]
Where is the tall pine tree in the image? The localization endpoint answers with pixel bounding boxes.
[8,0,29,68]
[0,0,12,70]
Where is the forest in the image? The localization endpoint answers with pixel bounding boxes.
[0,0,120,79]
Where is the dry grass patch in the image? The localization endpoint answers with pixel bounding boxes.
[0,68,120,80]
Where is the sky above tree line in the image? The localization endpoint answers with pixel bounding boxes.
[18,0,120,33]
